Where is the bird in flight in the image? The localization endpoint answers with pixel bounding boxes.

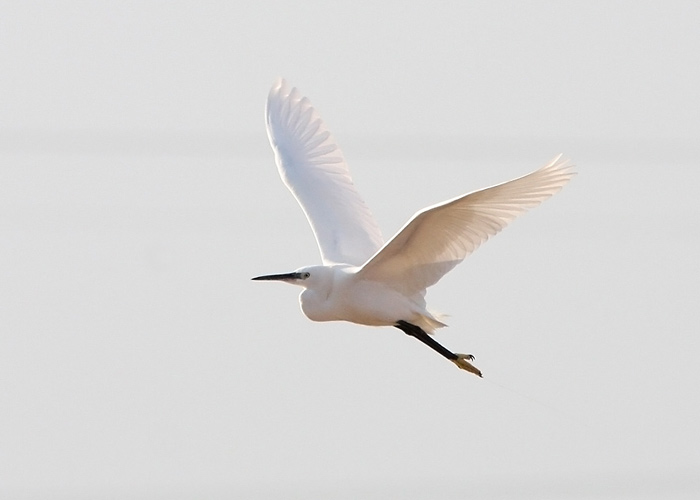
[253,79,574,377]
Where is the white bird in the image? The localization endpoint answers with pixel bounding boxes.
[253,79,574,377]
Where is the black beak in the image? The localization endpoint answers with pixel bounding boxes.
[251,272,302,281]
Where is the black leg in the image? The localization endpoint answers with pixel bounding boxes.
[394,320,482,377]
[395,320,458,360]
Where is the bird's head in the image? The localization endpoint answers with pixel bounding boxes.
[251,265,325,288]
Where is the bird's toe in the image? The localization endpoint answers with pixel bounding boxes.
[452,353,482,377]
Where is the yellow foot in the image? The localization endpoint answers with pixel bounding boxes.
[452,353,482,377]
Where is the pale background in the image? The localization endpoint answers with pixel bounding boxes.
[1,1,699,499]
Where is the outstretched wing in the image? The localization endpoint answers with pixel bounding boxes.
[265,79,384,266]
[357,155,575,295]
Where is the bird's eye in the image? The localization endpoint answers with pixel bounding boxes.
[302,272,310,279]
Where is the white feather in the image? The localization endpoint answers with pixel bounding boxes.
[265,79,384,266]
[357,155,575,295]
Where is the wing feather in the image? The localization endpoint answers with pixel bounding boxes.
[266,79,384,265]
[357,155,575,294]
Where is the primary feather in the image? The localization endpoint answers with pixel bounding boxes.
[357,155,575,295]
[265,79,384,266]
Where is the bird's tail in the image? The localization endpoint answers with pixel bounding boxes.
[416,311,448,334]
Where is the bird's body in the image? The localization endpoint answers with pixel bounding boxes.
[294,264,442,331]
[254,79,575,376]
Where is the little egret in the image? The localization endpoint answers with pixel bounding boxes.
[253,79,574,377]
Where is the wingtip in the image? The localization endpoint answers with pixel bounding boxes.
[549,153,576,173]
[541,154,577,186]
[271,76,286,90]
[266,78,294,127]
[267,78,304,113]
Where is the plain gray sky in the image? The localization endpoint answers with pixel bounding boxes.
[1,1,699,499]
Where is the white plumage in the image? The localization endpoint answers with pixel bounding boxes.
[254,79,575,376]
[266,79,383,266]
[358,155,573,296]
